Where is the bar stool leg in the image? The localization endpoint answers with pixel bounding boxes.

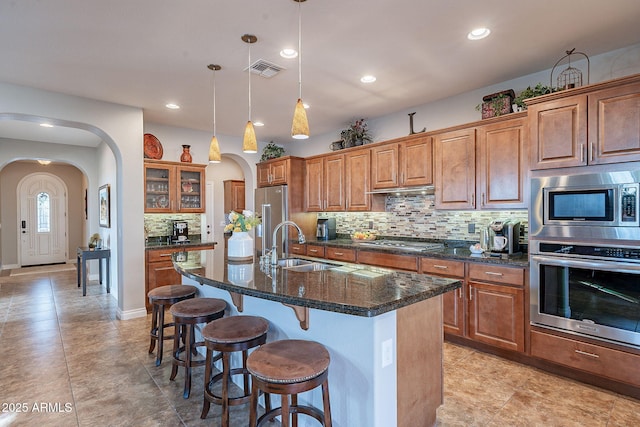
[282,394,291,427]
[322,379,332,427]
[156,306,167,366]
[221,352,231,427]
[249,381,259,427]
[149,303,159,354]
[170,324,182,381]
[183,324,193,399]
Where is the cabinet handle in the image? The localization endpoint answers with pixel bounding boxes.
[469,286,473,300]
[309,249,318,253]
[580,144,585,163]
[433,265,449,270]
[481,193,485,206]
[575,349,599,359]
[334,252,344,256]
[458,288,463,299]
[590,142,595,162]
[471,193,475,206]
[484,271,504,276]
[159,253,173,257]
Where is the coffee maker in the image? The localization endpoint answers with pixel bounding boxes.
[172,220,189,243]
[487,220,521,255]
[316,217,336,241]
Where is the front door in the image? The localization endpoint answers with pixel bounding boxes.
[19,173,68,266]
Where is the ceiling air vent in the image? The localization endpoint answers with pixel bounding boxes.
[244,59,284,78]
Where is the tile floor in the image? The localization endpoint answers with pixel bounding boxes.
[1,267,640,426]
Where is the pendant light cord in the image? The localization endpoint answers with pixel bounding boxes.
[212,68,217,135]
[248,42,252,121]
[297,0,302,99]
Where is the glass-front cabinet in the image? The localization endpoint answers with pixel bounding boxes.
[144,160,206,213]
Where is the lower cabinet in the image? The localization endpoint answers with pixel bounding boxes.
[422,257,526,353]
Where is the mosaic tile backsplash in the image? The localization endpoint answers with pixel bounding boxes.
[144,213,202,238]
[320,195,528,243]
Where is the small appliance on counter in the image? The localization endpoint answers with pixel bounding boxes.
[316,217,336,241]
[171,220,189,243]
[487,220,521,255]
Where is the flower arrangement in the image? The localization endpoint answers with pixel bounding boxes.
[260,141,286,162]
[88,233,101,248]
[224,210,261,233]
[340,118,373,147]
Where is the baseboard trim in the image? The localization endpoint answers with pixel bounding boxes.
[1,264,20,271]
[117,307,147,320]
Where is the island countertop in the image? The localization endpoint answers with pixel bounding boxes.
[173,250,461,317]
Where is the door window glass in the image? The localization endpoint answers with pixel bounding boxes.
[37,192,50,232]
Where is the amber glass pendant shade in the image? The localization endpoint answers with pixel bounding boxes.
[243,121,257,153]
[291,98,309,139]
[208,135,221,163]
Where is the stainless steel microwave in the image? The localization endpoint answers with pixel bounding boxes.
[530,171,640,242]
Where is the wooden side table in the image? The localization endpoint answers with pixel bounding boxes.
[76,247,111,296]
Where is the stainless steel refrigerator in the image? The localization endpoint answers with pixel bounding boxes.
[255,185,288,258]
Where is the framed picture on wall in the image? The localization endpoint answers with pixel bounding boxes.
[99,184,110,228]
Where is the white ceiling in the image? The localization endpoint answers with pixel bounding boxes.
[0,0,639,147]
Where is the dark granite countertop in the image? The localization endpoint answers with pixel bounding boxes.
[145,237,216,250]
[173,250,462,317]
[304,238,529,268]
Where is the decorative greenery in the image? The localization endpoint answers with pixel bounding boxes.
[340,118,373,147]
[475,93,510,116]
[260,141,285,162]
[513,83,561,110]
[88,233,101,248]
[224,210,261,233]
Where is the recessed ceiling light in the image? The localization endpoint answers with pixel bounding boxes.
[280,48,298,59]
[40,123,54,128]
[467,27,490,40]
[254,121,264,127]
[360,75,376,83]
[165,103,181,110]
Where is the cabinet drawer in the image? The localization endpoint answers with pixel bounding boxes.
[306,244,326,258]
[289,243,307,255]
[147,249,181,263]
[326,247,356,262]
[531,330,640,387]
[420,257,464,278]
[467,263,523,286]
[358,251,417,271]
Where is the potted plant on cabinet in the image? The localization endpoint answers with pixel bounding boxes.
[340,118,373,148]
[513,83,560,111]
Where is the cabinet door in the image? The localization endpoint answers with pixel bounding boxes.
[324,154,345,211]
[589,81,640,165]
[529,94,587,169]
[400,137,433,186]
[305,157,324,212]
[477,118,527,209]
[257,163,272,187]
[269,159,288,185]
[345,149,371,211]
[434,128,476,209]
[442,287,465,336]
[224,180,245,213]
[371,143,399,189]
[144,164,175,213]
[178,166,205,213]
[468,281,524,352]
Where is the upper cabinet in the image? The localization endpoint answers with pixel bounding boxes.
[305,153,345,212]
[144,160,206,213]
[529,75,640,169]
[257,157,290,187]
[434,115,528,210]
[371,136,433,189]
[345,148,373,211]
[223,180,245,213]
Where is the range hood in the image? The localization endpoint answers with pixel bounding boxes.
[366,185,435,196]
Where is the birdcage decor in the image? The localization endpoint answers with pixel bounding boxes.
[550,48,590,90]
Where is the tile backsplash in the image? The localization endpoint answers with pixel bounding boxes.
[144,213,202,237]
[320,195,528,242]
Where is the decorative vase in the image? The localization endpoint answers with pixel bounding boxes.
[180,145,192,163]
[227,261,254,286]
[227,231,254,261]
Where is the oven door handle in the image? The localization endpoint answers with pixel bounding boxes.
[530,254,640,274]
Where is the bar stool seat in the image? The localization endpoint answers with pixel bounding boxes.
[169,297,227,399]
[200,315,270,426]
[247,339,332,427]
[147,284,198,366]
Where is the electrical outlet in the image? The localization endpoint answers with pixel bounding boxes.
[382,339,393,367]
[368,221,374,229]
[468,223,475,233]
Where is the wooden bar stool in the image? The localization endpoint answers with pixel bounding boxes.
[200,315,270,426]
[147,284,198,366]
[169,297,227,399]
[247,339,332,427]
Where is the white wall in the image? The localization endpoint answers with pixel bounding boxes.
[287,43,640,159]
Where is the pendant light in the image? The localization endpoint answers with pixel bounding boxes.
[242,34,258,153]
[291,0,309,139]
[207,64,222,163]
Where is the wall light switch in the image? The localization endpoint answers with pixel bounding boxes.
[468,223,475,233]
[382,339,393,368]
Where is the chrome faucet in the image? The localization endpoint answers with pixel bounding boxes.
[270,221,306,266]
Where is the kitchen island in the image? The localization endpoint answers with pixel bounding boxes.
[173,249,461,427]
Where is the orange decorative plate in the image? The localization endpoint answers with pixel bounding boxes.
[144,133,163,159]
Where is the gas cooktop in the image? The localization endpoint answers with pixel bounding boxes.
[357,240,444,252]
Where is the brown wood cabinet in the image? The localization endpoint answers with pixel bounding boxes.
[529,75,640,169]
[325,247,357,262]
[257,157,295,187]
[223,180,245,213]
[144,160,206,213]
[357,250,418,271]
[345,148,373,211]
[434,115,527,210]
[305,244,325,258]
[289,243,306,255]
[421,257,525,352]
[371,136,433,189]
[305,154,345,212]
[145,243,214,312]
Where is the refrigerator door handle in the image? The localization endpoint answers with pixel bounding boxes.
[262,203,272,256]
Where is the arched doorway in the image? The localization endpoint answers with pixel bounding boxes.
[18,172,68,266]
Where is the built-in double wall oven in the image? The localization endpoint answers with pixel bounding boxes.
[530,169,640,349]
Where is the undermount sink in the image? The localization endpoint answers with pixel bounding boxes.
[277,258,338,272]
